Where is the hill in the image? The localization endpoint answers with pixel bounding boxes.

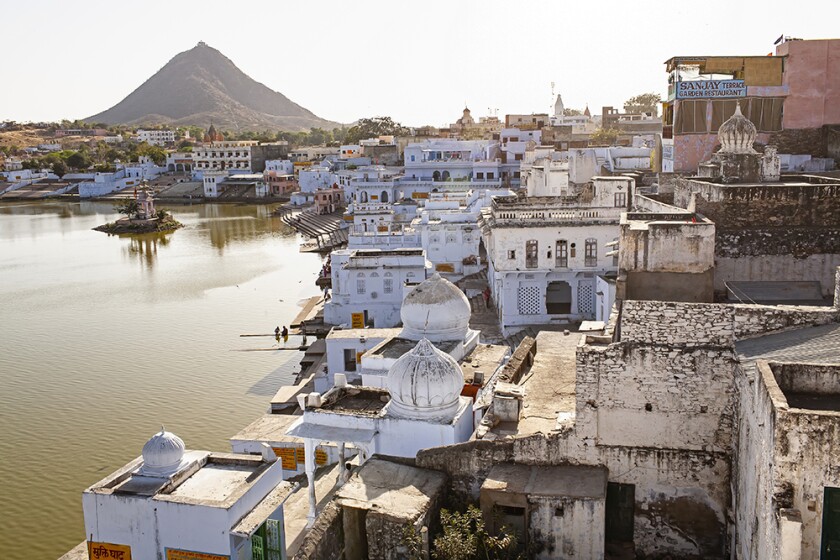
[85,42,338,132]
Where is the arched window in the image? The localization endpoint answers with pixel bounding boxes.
[356,273,366,295]
[360,191,368,203]
[433,171,441,182]
[381,191,389,203]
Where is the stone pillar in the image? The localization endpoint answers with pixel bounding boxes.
[304,437,316,527]
[834,266,840,309]
[338,442,348,485]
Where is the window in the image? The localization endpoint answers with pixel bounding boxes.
[507,249,516,260]
[585,238,598,267]
[487,173,495,180]
[614,192,626,208]
[525,240,538,268]
[476,172,484,180]
[356,277,366,294]
[384,278,393,294]
[674,99,708,134]
[343,348,357,372]
[556,240,568,267]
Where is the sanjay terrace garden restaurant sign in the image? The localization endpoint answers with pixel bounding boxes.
[676,79,747,99]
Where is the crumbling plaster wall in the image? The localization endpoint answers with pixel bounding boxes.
[734,361,780,560]
[716,254,840,299]
[770,363,840,560]
[527,496,605,559]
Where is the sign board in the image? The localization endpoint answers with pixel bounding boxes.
[675,79,746,99]
[435,263,455,273]
[89,542,132,560]
[165,549,229,560]
[411,192,429,199]
[351,312,365,329]
[315,448,328,465]
[273,447,297,470]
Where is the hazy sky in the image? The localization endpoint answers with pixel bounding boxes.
[1,0,837,127]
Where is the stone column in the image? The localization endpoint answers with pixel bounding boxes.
[304,437,316,527]
[834,266,840,310]
[338,442,348,485]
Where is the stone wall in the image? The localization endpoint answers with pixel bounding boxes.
[676,178,840,229]
[768,127,827,158]
[732,303,839,339]
[291,502,344,560]
[620,300,734,346]
[620,299,840,346]
[716,229,840,258]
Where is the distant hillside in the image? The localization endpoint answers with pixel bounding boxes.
[85,42,338,132]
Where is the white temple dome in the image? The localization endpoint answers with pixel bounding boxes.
[718,104,757,154]
[400,273,471,342]
[140,428,186,476]
[386,338,464,420]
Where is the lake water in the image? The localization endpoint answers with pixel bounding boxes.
[0,200,323,560]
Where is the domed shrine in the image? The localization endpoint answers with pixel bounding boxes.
[386,337,465,420]
[698,102,780,183]
[138,427,187,477]
[399,273,472,342]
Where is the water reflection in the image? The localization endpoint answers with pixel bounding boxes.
[122,232,173,269]
[0,200,323,560]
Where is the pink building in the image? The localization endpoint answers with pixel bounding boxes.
[264,172,296,196]
[313,187,344,215]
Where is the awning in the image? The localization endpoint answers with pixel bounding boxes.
[286,420,376,444]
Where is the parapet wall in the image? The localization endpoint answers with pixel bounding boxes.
[620,299,840,346]
[674,176,840,229]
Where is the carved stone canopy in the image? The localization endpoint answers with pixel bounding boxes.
[718,103,757,154]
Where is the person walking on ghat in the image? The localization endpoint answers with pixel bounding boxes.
[281,325,289,343]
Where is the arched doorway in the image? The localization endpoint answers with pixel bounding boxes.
[442,170,450,181]
[360,191,368,203]
[381,191,389,203]
[433,171,441,182]
[546,281,572,314]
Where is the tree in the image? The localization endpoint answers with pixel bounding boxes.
[114,199,140,219]
[52,160,67,177]
[589,127,620,146]
[345,116,409,144]
[136,143,166,165]
[624,92,662,117]
[66,151,91,170]
[432,506,522,560]
[563,108,583,116]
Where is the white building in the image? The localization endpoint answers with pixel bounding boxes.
[136,129,175,146]
[82,429,292,560]
[403,139,501,182]
[480,177,632,332]
[323,248,429,328]
[194,141,256,172]
[79,157,165,198]
[298,163,335,193]
[264,159,294,175]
